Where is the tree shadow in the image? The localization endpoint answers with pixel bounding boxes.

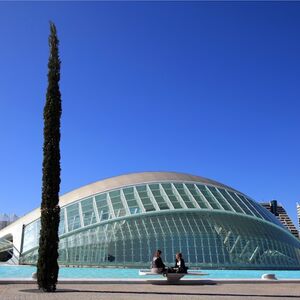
[19,289,300,298]
[148,279,217,285]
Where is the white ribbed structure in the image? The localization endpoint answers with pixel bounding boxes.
[1,172,300,269]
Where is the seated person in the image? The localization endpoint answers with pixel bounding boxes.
[173,252,188,273]
[151,249,166,274]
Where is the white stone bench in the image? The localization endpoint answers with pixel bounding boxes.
[261,273,277,280]
[139,269,209,283]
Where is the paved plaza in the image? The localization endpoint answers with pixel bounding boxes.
[0,282,300,300]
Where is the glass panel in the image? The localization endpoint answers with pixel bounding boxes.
[123,187,141,214]
[95,193,111,221]
[217,188,244,214]
[227,191,255,217]
[157,183,182,209]
[81,198,97,226]
[58,209,66,235]
[172,183,195,208]
[185,183,208,209]
[66,203,81,231]
[197,184,221,209]
[23,220,40,252]
[206,186,233,211]
[245,197,269,220]
[135,186,155,212]
[148,184,169,210]
[235,194,263,219]
[109,191,126,217]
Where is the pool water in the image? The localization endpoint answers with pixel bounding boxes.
[1,265,300,279]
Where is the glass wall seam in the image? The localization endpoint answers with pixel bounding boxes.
[178,216,190,261]
[157,217,165,236]
[187,216,198,262]
[239,240,250,258]
[163,215,175,256]
[229,235,241,253]
[249,246,259,262]
[223,230,231,244]
[171,215,182,251]
[149,218,157,237]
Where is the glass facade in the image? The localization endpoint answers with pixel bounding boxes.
[20,181,300,269]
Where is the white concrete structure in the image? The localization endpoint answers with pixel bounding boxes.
[1,172,300,269]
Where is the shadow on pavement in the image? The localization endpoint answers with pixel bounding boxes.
[148,279,217,285]
[19,289,300,298]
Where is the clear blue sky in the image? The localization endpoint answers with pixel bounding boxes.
[0,2,299,226]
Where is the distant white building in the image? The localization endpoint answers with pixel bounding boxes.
[0,214,19,230]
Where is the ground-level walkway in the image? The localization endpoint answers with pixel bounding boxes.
[0,282,300,300]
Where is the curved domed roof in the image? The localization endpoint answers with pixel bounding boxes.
[55,171,285,231]
[0,171,285,237]
[59,171,238,206]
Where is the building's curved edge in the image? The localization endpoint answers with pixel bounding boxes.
[0,171,241,237]
[59,171,241,205]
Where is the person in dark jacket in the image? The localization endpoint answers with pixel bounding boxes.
[151,250,166,273]
[174,252,188,273]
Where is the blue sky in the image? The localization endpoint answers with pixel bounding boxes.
[0,2,299,226]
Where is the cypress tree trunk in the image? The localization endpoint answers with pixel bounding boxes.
[37,22,62,292]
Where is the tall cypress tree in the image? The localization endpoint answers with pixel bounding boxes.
[37,22,62,292]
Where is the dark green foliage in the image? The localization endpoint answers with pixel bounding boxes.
[37,22,62,292]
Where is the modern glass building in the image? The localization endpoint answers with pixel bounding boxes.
[1,172,300,269]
